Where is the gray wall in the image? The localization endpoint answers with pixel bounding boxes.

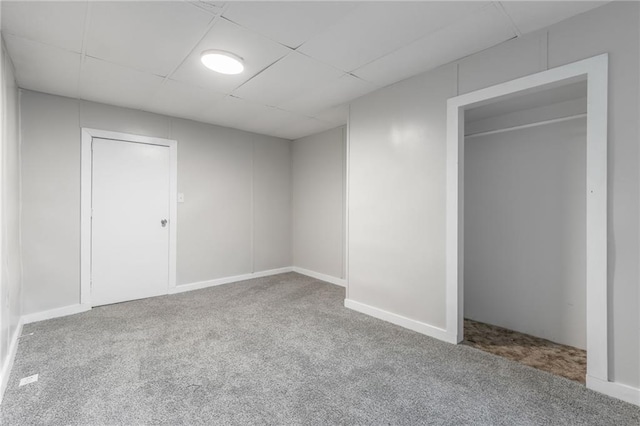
[20,90,292,315]
[464,117,586,350]
[347,2,639,387]
[349,64,451,326]
[292,126,345,279]
[0,36,21,394]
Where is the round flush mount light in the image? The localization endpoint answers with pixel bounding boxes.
[200,50,244,75]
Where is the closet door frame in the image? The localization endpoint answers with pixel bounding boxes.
[445,54,608,384]
[80,128,178,307]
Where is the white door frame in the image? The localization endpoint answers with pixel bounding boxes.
[445,54,608,384]
[80,128,178,306]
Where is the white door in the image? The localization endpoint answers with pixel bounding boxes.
[91,138,170,306]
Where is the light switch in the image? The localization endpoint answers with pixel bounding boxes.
[178,193,185,203]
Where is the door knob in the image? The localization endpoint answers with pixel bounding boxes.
[161,219,168,227]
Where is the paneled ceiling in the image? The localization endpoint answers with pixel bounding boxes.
[1,1,606,140]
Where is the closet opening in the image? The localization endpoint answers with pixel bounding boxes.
[445,54,609,390]
[461,80,587,382]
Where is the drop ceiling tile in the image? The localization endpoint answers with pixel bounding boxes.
[86,1,214,76]
[279,73,376,116]
[501,1,608,34]
[4,35,81,98]
[1,1,87,52]
[145,79,227,121]
[312,105,349,127]
[195,95,273,131]
[298,2,489,72]
[272,117,337,140]
[232,51,343,107]
[80,57,164,110]
[171,18,291,95]
[239,104,331,140]
[222,2,358,48]
[195,94,320,139]
[187,1,226,16]
[244,106,310,135]
[354,4,516,87]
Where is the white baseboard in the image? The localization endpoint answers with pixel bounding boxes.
[587,375,640,406]
[170,267,294,295]
[292,267,346,287]
[20,268,295,324]
[344,298,456,343]
[0,318,23,404]
[22,303,91,325]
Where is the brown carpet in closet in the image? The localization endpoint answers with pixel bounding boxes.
[463,319,587,384]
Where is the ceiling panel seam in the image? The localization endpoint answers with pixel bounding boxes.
[3,33,80,56]
[161,14,220,83]
[271,105,320,122]
[77,1,92,97]
[187,1,227,17]
[81,54,165,80]
[349,2,504,76]
[346,72,377,87]
[219,15,298,51]
[350,3,519,85]
[293,49,353,76]
[495,1,522,36]
[229,53,292,94]
[138,10,223,109]
[354,2,494,74]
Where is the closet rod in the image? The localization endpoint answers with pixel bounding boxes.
[465,113,587,139]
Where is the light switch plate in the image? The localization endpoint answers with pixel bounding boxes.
[178,193,184,203]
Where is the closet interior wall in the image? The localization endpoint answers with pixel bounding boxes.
[463,88,588,349]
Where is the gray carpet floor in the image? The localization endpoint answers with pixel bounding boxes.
[1,272,638,425]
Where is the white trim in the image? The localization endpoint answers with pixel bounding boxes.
[587,376,640,407]
[0,34,5,406]
[341,125,346,281]
[250,140,255,273]
[81,128,178,307]
[464,113,587,139]
[344,112,351,298]
[18,268,295,323]
[169,267,294,295]
[168,137,178,294]
[0,319,23,405]
[446,55,609,383]
[344,299,456,343]
[292,267,346,287]
[80,129,92,305]
[21,304,91,325]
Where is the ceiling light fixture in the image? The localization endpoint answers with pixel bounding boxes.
[200,50,244,75]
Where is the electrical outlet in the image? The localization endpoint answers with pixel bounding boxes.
[19,374,38,387]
